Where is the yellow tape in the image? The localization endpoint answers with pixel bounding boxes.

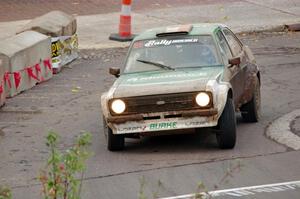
[51,34,78,58]
[51,40,62,58]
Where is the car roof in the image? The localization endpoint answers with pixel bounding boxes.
[133,23,227,41]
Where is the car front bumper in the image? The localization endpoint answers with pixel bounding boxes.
[107,108,218,134]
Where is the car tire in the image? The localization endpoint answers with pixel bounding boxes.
[103,118,124,151]
[216,98,236,149]
[241,77,260,123]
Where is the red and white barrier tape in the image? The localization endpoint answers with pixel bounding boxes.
[0,80,3,96]
[3,58,52,90]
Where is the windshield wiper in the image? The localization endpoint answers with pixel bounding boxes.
[136,59,175,71]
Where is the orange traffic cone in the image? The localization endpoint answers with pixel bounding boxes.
[109,0,135,42]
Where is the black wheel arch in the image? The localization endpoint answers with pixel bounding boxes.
[227,88,233,99]
[257,71,261,85]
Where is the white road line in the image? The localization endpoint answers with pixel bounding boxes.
[159,180,300,199]
[266,109,300,150]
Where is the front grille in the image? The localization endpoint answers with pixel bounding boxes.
[109,92,212,115]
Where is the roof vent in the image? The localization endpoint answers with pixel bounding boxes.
[156,24,193,37]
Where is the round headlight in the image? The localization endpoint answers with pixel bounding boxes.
[195,92,210,107]
[111,99,126,114]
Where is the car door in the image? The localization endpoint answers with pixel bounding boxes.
[215,29,242,108]
[222,28,247,107]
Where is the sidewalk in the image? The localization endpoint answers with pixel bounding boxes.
[0,0,300,49]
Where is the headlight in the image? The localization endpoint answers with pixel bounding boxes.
[195,92,210,107]
[111,99,126,114]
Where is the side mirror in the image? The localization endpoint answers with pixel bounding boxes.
[109,67,120,78]
[228,57,241,67]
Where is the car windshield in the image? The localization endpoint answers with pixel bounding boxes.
[124,35,221,73]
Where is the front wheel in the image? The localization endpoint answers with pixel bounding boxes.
[103,118,124,151]
[241,77,261,122]
[216,98,236,149]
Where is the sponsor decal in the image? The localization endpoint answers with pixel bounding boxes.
[118,126,146,132]
[149,122,177,130]
[185,118,207,126]
[144,38,199,47]
[133,41,144,48]
[127,72,206,82]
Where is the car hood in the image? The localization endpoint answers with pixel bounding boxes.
[110,67,223,98]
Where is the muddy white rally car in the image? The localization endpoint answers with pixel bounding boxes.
[101,24,261,151]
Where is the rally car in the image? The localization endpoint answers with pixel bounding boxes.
[101,24,261,151]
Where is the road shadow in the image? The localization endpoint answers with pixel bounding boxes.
[119,114,245,153]
[124,128,219,153]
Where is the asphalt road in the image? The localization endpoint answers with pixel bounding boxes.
[0,0,237,22]
[0,32,299,198]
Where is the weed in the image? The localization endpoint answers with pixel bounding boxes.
[39,131,92,199]
[0,186,12,199]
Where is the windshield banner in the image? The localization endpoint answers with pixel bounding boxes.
[134,38,199,48]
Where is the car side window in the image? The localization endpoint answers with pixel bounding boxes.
[216,30,232,64]
[223,28,242,57]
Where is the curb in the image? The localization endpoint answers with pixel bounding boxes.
[266,109,300,150]
[285,23,300,31]
[238,23,300,35]
[237,25,285,35]
[78,23,300,50]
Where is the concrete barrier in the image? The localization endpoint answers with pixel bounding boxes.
[18,10,78,73]
[0,59,5,107]
[0,31,52,97]
[18,10,76,37]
